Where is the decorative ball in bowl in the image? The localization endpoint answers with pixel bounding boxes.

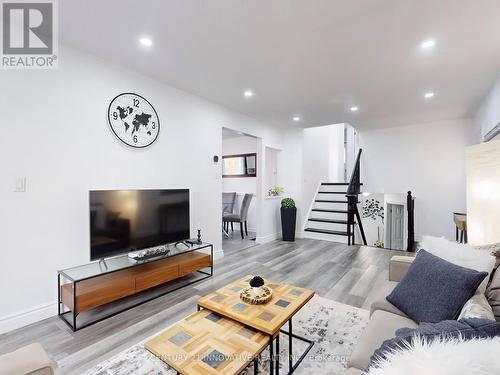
[240,276,272,305]
[249,276,265,296]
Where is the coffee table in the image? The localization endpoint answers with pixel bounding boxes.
[197,275,315,375]
[145,309,269,375]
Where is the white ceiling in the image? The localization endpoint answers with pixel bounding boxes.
[60,0,500,130]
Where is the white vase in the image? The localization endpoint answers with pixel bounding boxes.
[252,286,264,296]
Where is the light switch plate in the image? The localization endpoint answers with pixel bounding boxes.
[14,177,26,192]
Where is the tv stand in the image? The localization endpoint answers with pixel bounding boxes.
[58,242,213,331]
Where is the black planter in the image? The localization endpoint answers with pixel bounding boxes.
[281,207,297,241]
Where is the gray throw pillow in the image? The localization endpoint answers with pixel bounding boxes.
[369,318,500,368]
[386,250,488,323]
[486,268,500,319]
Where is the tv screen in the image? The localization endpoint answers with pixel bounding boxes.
[89,189,190,261]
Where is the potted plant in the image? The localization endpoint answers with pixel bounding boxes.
[281,197,297,241]
[268,186,284,197]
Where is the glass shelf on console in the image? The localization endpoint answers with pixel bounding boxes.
[58,242,212,282]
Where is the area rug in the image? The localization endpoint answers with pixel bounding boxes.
[83,296,369,375]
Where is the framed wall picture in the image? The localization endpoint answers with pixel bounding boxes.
[222,153,257,177]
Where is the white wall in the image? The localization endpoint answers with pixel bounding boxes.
[473,75,500,143]
[359,193,386,247]
[466,140,500,245]
[279,129,304,232]
[222,136,258,231]
[264,147,280,193]
[0,46,285,333]
[301,124,345,226]
[359,119,470,241]
[257,146,285,242]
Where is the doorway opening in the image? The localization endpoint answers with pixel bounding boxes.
[221,127,259,252]
[386,203,405,250]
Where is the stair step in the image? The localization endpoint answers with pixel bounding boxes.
[321,182,363,186]
[311,208,348,213]
[308,218,349,224]
[304,228,349,236]
[318,191,347,195]
[314,200,348,203]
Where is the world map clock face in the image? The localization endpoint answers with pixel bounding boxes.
[107,93,160,148]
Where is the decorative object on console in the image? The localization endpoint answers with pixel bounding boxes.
[386,250,488,323]
[128,245,171,261]
[185,229,202,245]
[107,93,160,148]
[281,197,297,242]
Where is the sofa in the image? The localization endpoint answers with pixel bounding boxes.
[346,255,418,374]
[346,246,499,374]
[0,343,53,375]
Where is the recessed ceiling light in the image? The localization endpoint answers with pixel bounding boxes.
[139,37,153,47]
[421,39,436,49]
[424,92,435,99]
[292,116,300,122]
[243,90,254,98]
[350,106,359,112]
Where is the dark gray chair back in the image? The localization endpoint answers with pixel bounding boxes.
[239,193,253,221]
[222,192,236,214]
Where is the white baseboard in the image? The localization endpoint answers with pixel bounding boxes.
[255,232,280,243]
[0,248,225,335]
[0,303,57,335]
[296,231,305,238]
[213,248,224,260]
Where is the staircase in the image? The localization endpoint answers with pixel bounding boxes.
[304,150,367,245]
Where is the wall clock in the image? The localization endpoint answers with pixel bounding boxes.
[107,93,160,148]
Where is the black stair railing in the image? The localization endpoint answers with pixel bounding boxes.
[346,149,367,246]
[407,191,415,251]
[347,149,362,195]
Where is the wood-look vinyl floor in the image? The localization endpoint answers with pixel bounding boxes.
[0,238,400,374]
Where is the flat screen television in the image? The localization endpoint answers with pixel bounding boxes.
[89,189,190,261]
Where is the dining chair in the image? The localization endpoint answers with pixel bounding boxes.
[223,193,253,239]
[222,192,236,237]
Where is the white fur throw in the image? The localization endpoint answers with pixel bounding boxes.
[366,336,500,375]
